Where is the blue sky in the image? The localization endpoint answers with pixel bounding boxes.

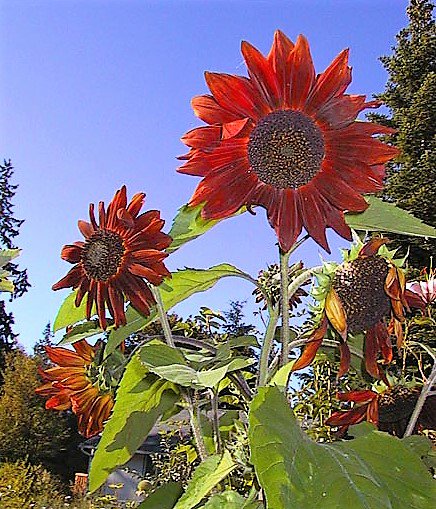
[1,0,409,351]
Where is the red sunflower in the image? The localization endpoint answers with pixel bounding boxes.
[326,386,436,438]
[36,339,114,438]
[293,238,408,379]
[52,186,172,329]
[179,31,398,252]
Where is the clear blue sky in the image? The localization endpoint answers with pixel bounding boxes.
[1,0,409,351]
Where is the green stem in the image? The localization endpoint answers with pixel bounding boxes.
[151,285,175,348]
[257,304,280,387]
[279,249,291,367]
[187,390,208,461]
[209,388,222,454]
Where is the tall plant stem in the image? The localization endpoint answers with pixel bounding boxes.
[187,390,208,461]
[151,285,175,348]
[257,304,280,387]
[404,361,436,437]
[279,249,291,367]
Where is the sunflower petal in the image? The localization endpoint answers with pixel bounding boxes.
[325,288,347,339]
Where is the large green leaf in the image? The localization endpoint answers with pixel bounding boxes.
[167,204,245,254]
[53,290,97,332]
[249,386,435,509]
[139,340,253,389]
[88,355,179,492]
[137,482,183,509]
[200,491,249,508]
[173,450,237,509]
[345,196,436,238]
[58,320,102,345]
[105,264,250,357]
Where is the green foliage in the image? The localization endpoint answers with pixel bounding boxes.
[167,204,246,254]
[137,482,183,509]
[0,160,30,373]
[369,0,436,266]
[173,450,236,509]
[0,459,64,509]
[249,386,435,509]
[346,196,436,238]
[0,350,86,481]
[105,264,252,356]
[89,354,180,492]
[0,248,19,293]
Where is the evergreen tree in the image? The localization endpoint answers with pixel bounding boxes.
[33,322,54,367]
[0,160,30,371]
[369,0,436,267]
[0,350,87,481]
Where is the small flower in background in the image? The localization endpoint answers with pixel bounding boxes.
[405,267,436,311]
[52,186,172,329]
[293,238,408,379]
[179,30,398,253]
[326,384,436,438]
[35,339,114,438]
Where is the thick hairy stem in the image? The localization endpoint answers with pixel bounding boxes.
[257,304,280,387]
[279,249,291,367]
[187,390,208,461]
[151,285,175,348]
[209,388,222,454]
[404,362,436,437]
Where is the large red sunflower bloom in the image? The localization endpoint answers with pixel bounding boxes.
[179,31,399,252]
[36,340,114,438]
[52,186,172,329]
[293,238,409,379]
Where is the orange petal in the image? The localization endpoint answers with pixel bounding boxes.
[292,315,328,371]
[359,237,389,257]
[325,288,347,339]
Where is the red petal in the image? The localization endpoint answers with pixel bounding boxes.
[72,340,95,363]
[288,35,315,110]
[191,94,240,125]
[267,30,294,106]
[306,49,351,112]
[78,220,94,239]
[313,170,369,213]
[241,40,280,109]
[297,186,329,252]
[52,265,84,291]
[337,390,378,403]
[272,189,302,253]
[292,315,328,371]
[359,237,389,257]
[338,342,351,378]
[205,71,265,119]
[106,186,127,229]
[45,346,84,367]
[326,405,368,427]
[364,326,382,378]
[117,208,135,228]
[61,244,82,263]
[181,126,222,149]
[126,192,145,218]
[129,263,165,285]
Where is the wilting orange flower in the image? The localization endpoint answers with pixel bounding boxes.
[179,31,398,252]
[52,186,172,329]
[36,339,114,438]
[326,385,435,438]
[293,239,408,379]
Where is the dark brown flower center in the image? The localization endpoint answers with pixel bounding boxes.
[378,386,420,423]
[82,230,124,281]
[333,256,391,333]
[247,110,325,189]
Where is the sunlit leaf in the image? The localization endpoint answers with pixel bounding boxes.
[137,482,183,509]
[249,386,435,509]
[345,196,436,238]
[173,450,237,509]
[167,204,245,254]
[53,290,97,332]
[58,320,102,345]
[88,355,179,492]
[105,264,251,357]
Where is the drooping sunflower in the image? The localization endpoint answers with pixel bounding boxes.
[179,31,398,252]
[293,238,409,379]
[36,339,114,438]
[52,186,172,329]
[326,385,436,438]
